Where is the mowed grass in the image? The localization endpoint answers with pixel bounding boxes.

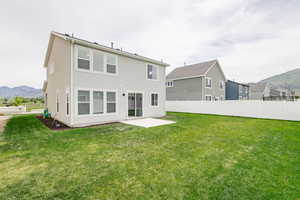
[0,113,299,200]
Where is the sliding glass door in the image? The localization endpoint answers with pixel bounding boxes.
[128,93,143,117]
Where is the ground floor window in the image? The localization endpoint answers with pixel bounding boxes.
[78,90,90,115]
[205,95,212,101]
[93,91,104,114]
[106,91,116,113]
[66,93,70,115]
[151,93,158,106]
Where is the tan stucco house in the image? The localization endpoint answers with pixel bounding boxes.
[42,31,169,127]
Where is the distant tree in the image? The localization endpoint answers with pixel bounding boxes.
[10,96,25,106]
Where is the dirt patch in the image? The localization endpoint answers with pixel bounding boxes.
[0,116,10,133]
[36,116,72,131]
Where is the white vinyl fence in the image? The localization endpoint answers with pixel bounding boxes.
[0,106,26,114]
[166,100,300,121]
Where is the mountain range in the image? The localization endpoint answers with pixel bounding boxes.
[259,68,300,95]
[0,86,43,98]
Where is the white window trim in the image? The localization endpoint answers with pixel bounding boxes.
[76,46,92,72]
[166,81,174,88]
[126,90,145,119]
[75,88,118,117]
[205,77,212,89]
[75,45,118,76]
[92,50,106,74]
[106,90,118,114]
[219,81,225,90]
[76,88,91,116]
[105,53,119,75]
[92,90,105,116]
[146,63,159,81]
[150,92,159,107]
[205,95,212,101]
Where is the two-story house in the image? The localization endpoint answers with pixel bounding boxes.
[249,83,281,100]
[166,60,226,101]
[42,31,169,127]
[225,80,249,100]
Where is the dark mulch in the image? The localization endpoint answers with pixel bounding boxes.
[36,115,72,130]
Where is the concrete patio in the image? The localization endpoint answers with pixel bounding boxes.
[120,118,175,128]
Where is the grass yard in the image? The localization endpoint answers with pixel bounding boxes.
[0,113,299,199]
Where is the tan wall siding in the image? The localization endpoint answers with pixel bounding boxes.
[45,37,71,124]
[71,45,166,126]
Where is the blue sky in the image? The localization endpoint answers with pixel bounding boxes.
[0,0,299,88]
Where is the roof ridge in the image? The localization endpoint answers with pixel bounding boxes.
[175,59,218,69]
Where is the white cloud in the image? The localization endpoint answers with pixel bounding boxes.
[0,0,299,87]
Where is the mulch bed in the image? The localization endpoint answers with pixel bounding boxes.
[36,116,72,131]
[36,115,119,131]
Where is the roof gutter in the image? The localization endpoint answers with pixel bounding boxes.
[50,31,169,67]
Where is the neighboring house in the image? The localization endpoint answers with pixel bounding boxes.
[42,31,169,127]
[225,80,249,100]
[166,60,226,101]
[249,83,280,100]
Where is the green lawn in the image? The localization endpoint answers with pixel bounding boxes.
[0,113,299,200]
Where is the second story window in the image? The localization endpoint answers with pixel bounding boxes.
[166,81,173,87]
[93,51,104,73]
[219,81,224,89]
[106,54,117,74]
[147,64,158,80]
[205,77,212,88]
[77,47,90,70]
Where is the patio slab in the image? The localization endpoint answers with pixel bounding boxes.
[120,118,175,128]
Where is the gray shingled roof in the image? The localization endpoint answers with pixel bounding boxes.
[166,60,217,80]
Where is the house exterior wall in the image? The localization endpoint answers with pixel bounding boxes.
[226,81,249,100]
[204,63,226,100]
[249,91,263,100]
[45,37,71,124]
[71,44,166,127]
[225,81,239,100]
[166,77,203,100]
[238,85,250,99]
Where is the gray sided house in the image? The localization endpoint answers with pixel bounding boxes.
[249,83,280,100]
[43,31,169,127]
[225,80,249,100]
[166,60,226,101]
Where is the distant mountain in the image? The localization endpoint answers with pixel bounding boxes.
[259,68,300,95]
[0,86,43,98]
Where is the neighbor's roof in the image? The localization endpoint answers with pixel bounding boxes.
[166,60,225,80]
[44,31,169,68]
[227,80,249,87]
